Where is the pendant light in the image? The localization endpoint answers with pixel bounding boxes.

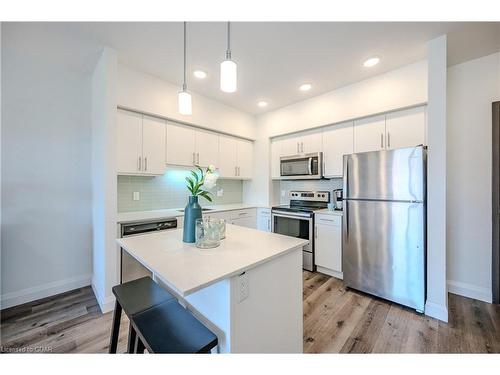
[178,22,192,115]
[220,22,237,93]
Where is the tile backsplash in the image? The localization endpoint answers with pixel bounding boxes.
[278,178,343,204]
[118,168,243,212]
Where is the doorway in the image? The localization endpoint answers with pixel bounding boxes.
[493,101,500,304]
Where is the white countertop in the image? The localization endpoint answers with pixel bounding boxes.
[315,209,343,216]
[117,203,261,224]
[117,224,308,297]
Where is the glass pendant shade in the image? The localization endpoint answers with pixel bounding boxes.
[220,59,237,93]
[178,90,192,115]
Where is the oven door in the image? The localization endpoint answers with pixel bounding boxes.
[280,152,322,180]
[271,211,314,271]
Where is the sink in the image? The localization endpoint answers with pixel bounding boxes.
[177,208,214,212]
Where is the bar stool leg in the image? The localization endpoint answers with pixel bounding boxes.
[127,324,137,354]
[135,336,146,354]
[108,300,122,353]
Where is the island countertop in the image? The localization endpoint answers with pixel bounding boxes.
[117,224,308,297]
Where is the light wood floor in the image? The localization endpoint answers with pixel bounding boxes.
[1,271,499,353]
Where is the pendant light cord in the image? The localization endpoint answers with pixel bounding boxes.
[183,21,187,91]
[226,21,231,60]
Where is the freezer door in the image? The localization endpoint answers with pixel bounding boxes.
[343,199,425,311]
[343,146,425,202]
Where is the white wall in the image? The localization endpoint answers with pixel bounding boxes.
[425,35,448,322]
[447,52,500,303]
[1,24,93,308]
[91,48,118,313]
[117,65,257,140]
[245,61,428,206]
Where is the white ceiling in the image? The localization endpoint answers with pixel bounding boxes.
[21,22,500,114]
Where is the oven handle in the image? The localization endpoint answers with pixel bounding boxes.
[271,211,313,219]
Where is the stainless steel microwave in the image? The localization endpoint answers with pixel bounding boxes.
[280,152,323,180]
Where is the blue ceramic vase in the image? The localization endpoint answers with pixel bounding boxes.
[183,195,202,243]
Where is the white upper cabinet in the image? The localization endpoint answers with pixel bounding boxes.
[142,115,167,175]
[117,110,143,175]
[117,109,166,176]
[218,135,238,178]
[322,121,354,178]
[237,139,253,179]
[280,130,322,156]
[166,122,196,167]
[270,139,282,179]
[218,135,253,179]
[385,106,426,150]
[353,114,386,153]
[195,129,219,168]
[281,135,301,155]
[300,129,322,154]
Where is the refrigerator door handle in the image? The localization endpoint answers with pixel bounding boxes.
[344,200,349,239]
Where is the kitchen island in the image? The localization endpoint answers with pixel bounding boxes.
[116,224,307,353]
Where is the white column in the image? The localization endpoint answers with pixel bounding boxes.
[425,35,448,322]
[91,47,118,313]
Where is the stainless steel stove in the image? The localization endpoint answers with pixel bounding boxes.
[271,191,330,271]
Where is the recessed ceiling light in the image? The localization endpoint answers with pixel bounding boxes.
[257,101,268,108]
[363,57,380,68]
[193,70,207,79]
[299,83,312,92]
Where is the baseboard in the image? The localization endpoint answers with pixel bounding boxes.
[447,280,492,303]
[425,300,448,322]
[0,274,92,310]
[91,280,115,314]
[316,266,343,280]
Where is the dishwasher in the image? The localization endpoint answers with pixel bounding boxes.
[119,217,178,283]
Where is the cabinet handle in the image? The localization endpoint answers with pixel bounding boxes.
[238,166,241,176]
[315,226,318,239]
[301,142,304,153]
[192,152,196,165]
[268,218,271,231]
[235,166,237,176]
[144,157,148,171]
[387,132,391,148]
[138,156,142,171]
[380,133,384,149]
[197,153,200,164]
[297,142,300,153]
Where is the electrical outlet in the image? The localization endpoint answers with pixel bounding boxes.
[217,188,224,197]
[133,192,140,201]
[237,272,249,303]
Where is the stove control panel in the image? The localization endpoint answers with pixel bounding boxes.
[289,191,330,202]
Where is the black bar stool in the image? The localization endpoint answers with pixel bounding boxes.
[109,276,175,353]
[130,299,218,353]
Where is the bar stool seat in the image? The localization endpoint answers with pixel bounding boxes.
[109,277,175,353]
[131,299,218,354]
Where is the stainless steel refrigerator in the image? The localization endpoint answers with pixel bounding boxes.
[342,146,426,312]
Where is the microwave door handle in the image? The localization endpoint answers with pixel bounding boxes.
[308,157,313,175]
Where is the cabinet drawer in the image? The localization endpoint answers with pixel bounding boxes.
[315,214,341,226]
[229,208,256,220]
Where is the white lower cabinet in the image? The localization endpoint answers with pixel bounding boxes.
[205,208,257,229]
[257,208,272,232]
[314,213,342,279]
[229,209,257,229]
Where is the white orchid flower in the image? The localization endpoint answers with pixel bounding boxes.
[202,172,218,190]
[207,164,216,173]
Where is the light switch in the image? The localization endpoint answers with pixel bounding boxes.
[133,192,140,201]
